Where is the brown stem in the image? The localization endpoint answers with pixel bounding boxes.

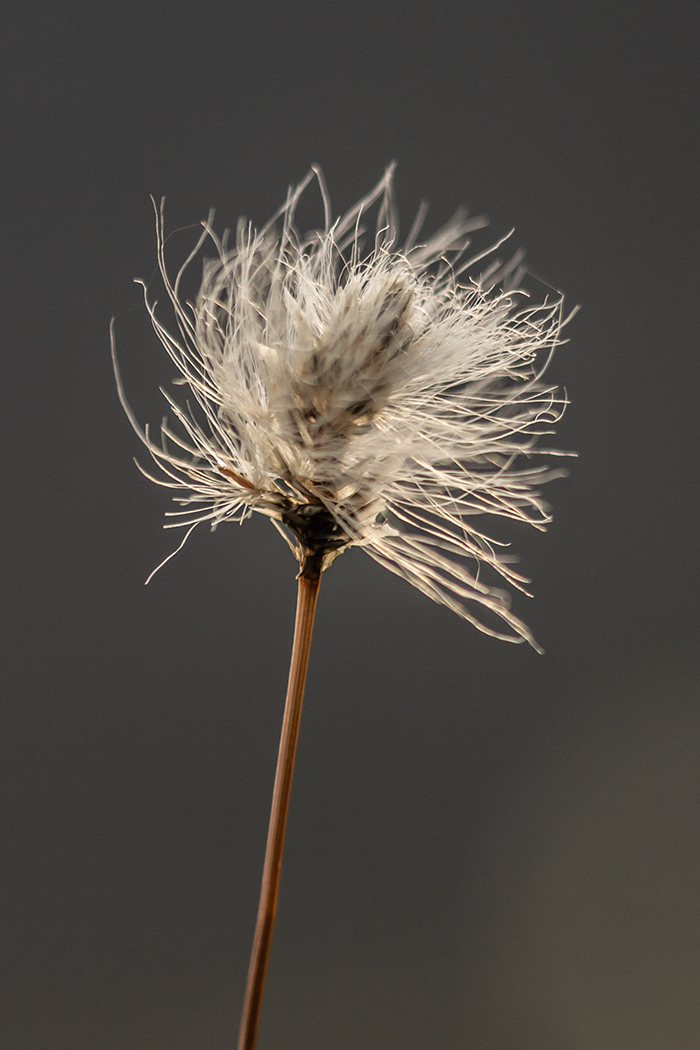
[237,565,321,1050]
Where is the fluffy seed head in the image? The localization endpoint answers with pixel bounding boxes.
[113,166,572,648]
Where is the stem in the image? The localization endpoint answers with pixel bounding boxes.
[237,566,322,1050]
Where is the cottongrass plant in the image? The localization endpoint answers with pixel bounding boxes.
[113,166,571,1050]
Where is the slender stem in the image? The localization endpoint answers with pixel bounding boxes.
[237,567,322,1050]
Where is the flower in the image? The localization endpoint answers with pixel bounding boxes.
[113,166,571,648]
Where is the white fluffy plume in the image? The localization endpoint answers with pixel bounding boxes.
[113,166,572,648]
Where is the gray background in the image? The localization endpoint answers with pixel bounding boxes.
[2,1,699,1048]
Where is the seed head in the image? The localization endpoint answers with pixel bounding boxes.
[113,166,572,648]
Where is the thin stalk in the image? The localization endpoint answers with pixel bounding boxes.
[237,565,322,1050]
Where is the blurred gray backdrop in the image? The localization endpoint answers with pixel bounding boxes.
[2,1,699,1048]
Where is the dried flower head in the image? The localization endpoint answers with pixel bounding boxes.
[113,166,571,648]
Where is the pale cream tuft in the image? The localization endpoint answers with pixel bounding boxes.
[113,166,573,648]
